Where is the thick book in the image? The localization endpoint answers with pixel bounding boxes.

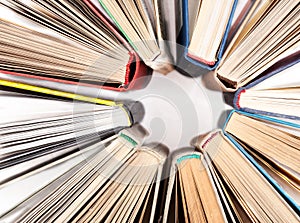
[0,0,150,91]
[162,148,232,223]
[233,52,300,119]
[176,0,238,76]
[83,0,150,90]
[0,127,168,222]
[0,79,124,107]
[216,0,299,91]
[198,130,300,222]
[223,110,300,212]
[97,0,173,74]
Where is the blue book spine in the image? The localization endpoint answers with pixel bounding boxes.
[223,110,300,213]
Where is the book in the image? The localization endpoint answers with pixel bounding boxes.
[0,78,125,106]
[0,0,149,91]
[162,149,232,223]
[0,127,168,222]
[82,0,151,90]
[84,0,180,65]
[216,0,300,90]
[0,68,151,98]
[224,110,300,210]
[0,90,133,124]
[234,53,300,119]
[198,130,300,222]
[176,0,238,75]
[97,0,174,73]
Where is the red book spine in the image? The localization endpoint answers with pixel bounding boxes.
[236,89,246,109]
[186,52,216,66]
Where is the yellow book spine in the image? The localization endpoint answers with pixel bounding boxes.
[0,79,132,126]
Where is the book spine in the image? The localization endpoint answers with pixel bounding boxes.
[233,88,246,110]
[186,53,216,66]
[180,0,189,48]
[201,132,219,149]
[125,52,135,85]
[0,79,112,105]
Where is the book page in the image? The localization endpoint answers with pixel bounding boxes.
[251,62,300,90]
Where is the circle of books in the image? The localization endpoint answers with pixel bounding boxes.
[0,1,299,222]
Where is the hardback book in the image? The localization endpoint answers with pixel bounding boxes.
[234,53,300,119]
[162,148,233,223]
[216,0,300,91]
[224,110,300,210]
[0,0,150,91]
[0,127,168,222]
[0,78,132,107]
[198,130,300,223]
[176,0,238,76]
[97,0,174,74]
